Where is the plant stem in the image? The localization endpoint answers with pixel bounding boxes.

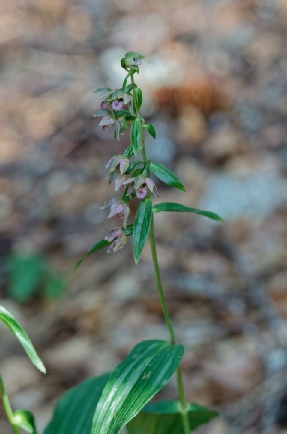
[149,217,190,434]
[0,374,19,434]
[131,72,191,433]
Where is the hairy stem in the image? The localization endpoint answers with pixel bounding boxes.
[0,374,19,434]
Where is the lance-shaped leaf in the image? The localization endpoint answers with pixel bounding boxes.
[126,400,219,434]
[144,123,156,139]
[0,306,46,373]
[150,163,185,192]
[92,340,184,434]
[135,88,142,109]
[92,87,112,94]
[44,374,110,434]
[14,410,38,434]
[133,198,152,264]
[74,239,111,270]
[130,118,141,156]
[153,202,224,222]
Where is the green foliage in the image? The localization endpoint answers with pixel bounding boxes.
[14,409,38,434]
[133,198,152,264]
[144,123,156,139]
[0,306,46,373]
[131,118,141,156]
[150,162,185,192]
[6,253,65,302]
[92,340,184,434]
[135,88,142,109]
[126,400,219,433]
[74,240,111,269]
[44,374,110,434]
[153,202,224,222]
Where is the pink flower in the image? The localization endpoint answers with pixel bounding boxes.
[99,115,115,132]
[101,198,130,227]
[106,155,129,176]
[112,99,123,111]
[105,227,127,253]
[123,175,159,199]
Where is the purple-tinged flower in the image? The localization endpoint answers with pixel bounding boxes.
[101,101,110,110]
[105,227,127,253]
[99,115,115,132]
[123,51,145,67]
[114,175,129,191]
[123,175,159,199]
[112,99,123,111]
[106,154,129,176]
[101,198,130,227]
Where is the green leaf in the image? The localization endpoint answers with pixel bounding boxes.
[91,110,112,117]
[92,340,184,434]
[144,123,156,139]
[153,202,224,222]
[133,198,152,264]
[123,83,136,94]
[124,224,134,236]
[126,400,219,434]
[126,161,142,175]
[0,306,46,373]
[112,89,124,100]
[44,374,110,434]
[150,162,185,192]
[74,239,111,270]
[14,410,38,434]
[135,88,142,109]
[92,87,112,94]
[6,253,45,303]
[130,118,141,156]
[124,145,134,158]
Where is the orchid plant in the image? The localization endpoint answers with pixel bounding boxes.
[0,51,224,434]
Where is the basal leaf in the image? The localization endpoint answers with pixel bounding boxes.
[130,118,141,156]
[0,306,46,373]
[153,202,224,222]
[14,410,37,434]
[135,88,142,109]
[44,374,110,434]
[150,163,185,191]
[144,123,156,139]
[92,340,184,434]
[127,400,219,434]
[133,198,152,264]
[74,239,111,270]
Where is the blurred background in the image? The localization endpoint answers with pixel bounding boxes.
[0,0,287,432]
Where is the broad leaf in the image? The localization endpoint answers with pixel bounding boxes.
[150,163,185,192]
[0,306,46,373]
[92,340,184,434]
[14,410,37,434]
[153,202,224,222]
[127,400,219,434]
[144,123,156,139]
[44,374,110,434]
[133,198,152,264]
[74,239,111,270]
[130,118,141,156]
[135,88,142,109]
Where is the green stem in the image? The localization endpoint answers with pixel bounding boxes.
[149,217,190,434]
[0,374,19,434]
[130,74,147,162]
[130,72,190,433]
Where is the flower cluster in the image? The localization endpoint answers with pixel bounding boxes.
[93,52,161,253]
